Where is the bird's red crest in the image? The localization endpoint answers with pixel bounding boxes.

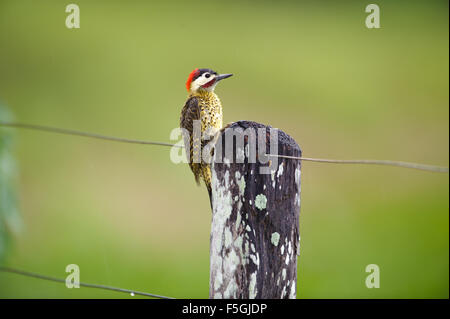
[186,68,200,91]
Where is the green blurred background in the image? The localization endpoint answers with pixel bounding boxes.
[0,0,448,298]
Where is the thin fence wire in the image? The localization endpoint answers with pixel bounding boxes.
[0,122,179,147]
[0,267,174,299]
[0,121,447,173]
[269,154,449,173]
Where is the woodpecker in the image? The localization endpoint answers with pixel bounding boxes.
[180,68,233,199]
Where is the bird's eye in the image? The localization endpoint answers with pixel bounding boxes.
[204,73,211,78]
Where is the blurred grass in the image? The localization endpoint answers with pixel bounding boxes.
[0,103,22,264]
[0,0,448,298]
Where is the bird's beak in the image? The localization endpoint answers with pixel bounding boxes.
[215,73,233,82]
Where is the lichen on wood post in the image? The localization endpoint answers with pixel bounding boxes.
[209,121,301,299]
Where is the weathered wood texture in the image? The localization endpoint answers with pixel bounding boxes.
[209,121,301,299]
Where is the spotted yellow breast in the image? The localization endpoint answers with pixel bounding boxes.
[197,91,223,134]
[196,92,222,192]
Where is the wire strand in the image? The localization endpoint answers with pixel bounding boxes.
[0,122,181,147]
[0,266,174,299]
[0,121,447,173]
[268,154,449,173]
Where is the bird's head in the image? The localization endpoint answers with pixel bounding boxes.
[186,68,233,93]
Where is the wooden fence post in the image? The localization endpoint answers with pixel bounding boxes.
[209,121,301,299]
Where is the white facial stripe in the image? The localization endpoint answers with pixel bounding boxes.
[191,73,217,91]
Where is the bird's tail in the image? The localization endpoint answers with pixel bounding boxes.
[206,183,213,210]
